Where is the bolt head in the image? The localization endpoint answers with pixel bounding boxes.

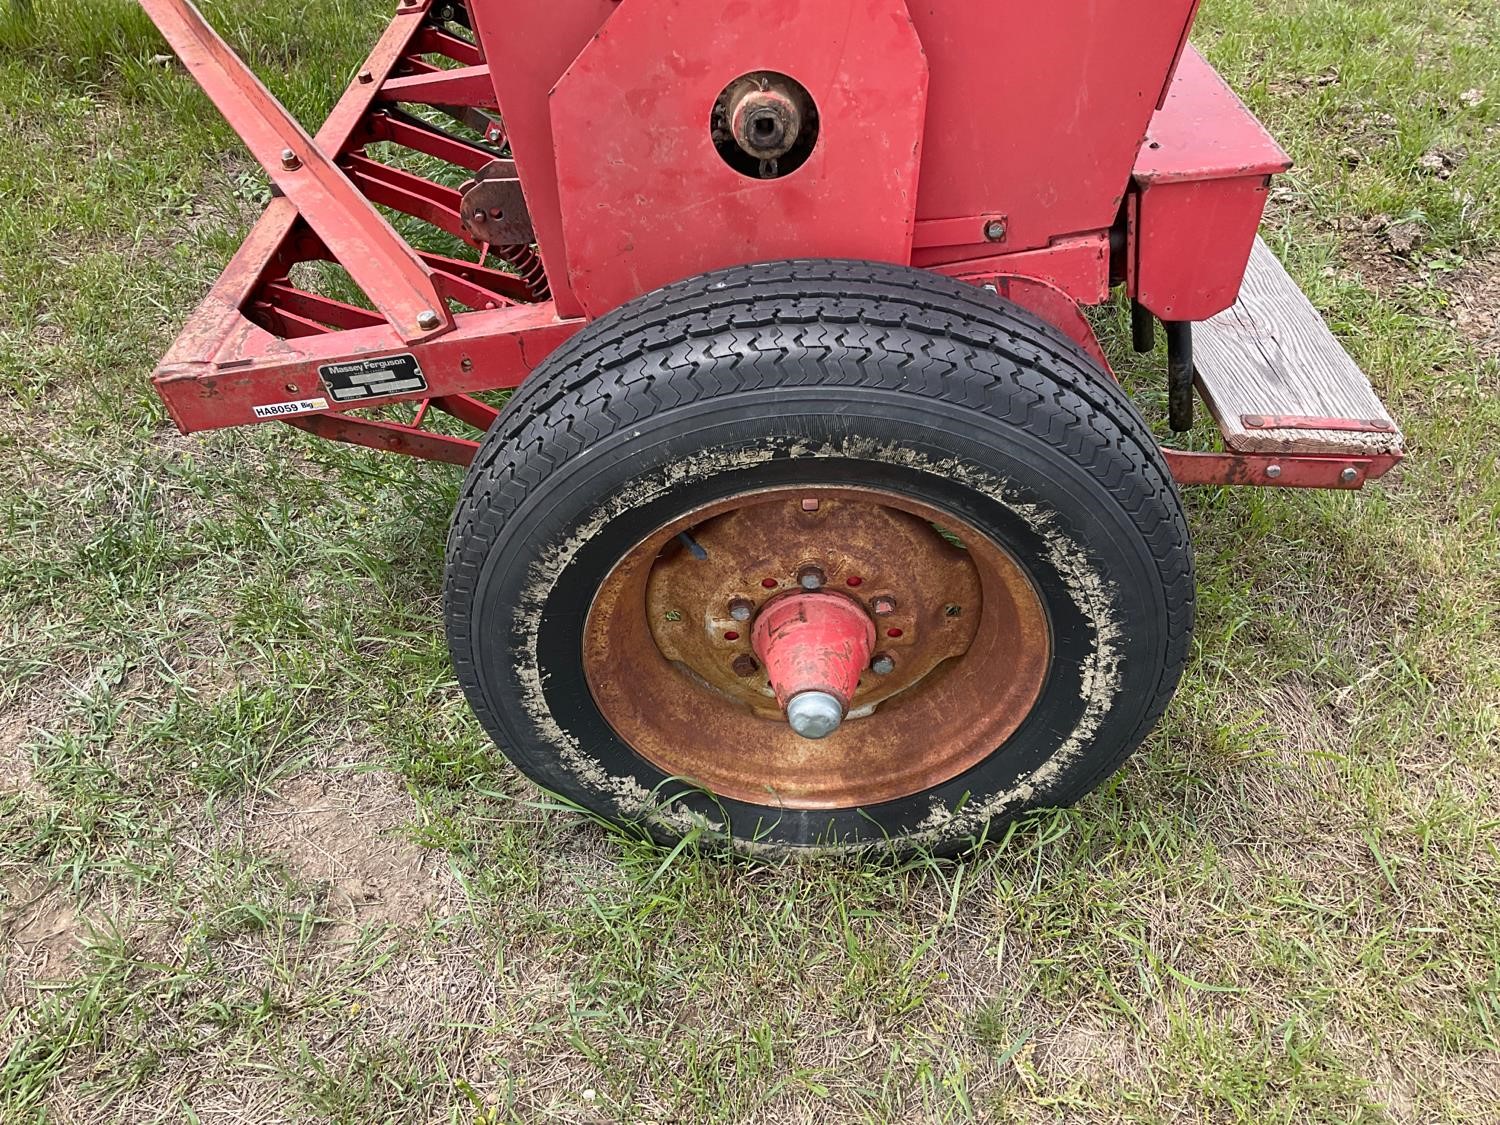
[797,566,826,591]
[871,654,895,676]
[1266,464,1283,480]
[984,219,1007,242]
[1340,466,1359,484]
[870,596,897,616]
[357,70,374,84]
[279,148,300,170]
[731,654,760,677]
[416,309,442,331]
[728,598,753,622]
[785,691,844,739]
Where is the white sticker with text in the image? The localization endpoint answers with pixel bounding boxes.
[252,396,330,420]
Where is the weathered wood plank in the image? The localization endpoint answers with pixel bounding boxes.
[1194,237,1403,455]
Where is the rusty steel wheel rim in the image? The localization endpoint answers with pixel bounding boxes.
[582,487,1051,809]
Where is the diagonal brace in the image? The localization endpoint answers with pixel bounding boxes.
[138,0,453,342]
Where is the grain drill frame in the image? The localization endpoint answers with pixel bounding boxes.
[140,0,1402,487]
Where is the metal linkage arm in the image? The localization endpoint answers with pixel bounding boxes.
[138,0,453,342]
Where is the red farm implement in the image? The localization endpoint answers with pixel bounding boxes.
[140,0,1404,854]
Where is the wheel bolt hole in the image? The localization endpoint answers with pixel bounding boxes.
[845,576,863,588]
[724,630,740,642]
[761,578,779,589]
[886,627,903,639]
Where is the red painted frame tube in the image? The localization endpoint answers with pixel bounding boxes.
[1163,449,1400,489]
[150,0,440,384]
[138,0,451,342]
[286,414,479,465]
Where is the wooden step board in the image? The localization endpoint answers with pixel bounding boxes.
[1193,237,1404,456]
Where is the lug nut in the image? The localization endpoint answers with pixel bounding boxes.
[732,654,760,677]
[870,595,897,616]
[797,565,825,591]
[728,598,753,622]
[871,653,896,676]
[1340,466,1359,484]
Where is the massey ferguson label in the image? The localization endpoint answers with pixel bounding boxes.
[252,396,329,419]
[318,354,428,403]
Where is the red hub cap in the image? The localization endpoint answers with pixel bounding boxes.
[751,592,877,739]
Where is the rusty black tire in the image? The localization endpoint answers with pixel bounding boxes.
[445,260,1194,856]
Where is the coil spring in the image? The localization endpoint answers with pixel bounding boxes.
[497,243,550,302]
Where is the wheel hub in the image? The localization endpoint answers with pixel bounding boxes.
[642,494,983,719]
[751,591,876,740]
[583,487,1051,809]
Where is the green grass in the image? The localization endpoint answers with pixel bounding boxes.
[1,0,1497,1120]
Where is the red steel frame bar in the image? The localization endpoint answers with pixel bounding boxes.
[145,0,580,466]
[139,0,452,342]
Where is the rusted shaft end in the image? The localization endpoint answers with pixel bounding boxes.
[751,593,876,740]
[727,77,807,160]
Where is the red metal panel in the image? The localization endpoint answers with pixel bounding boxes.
[547,0,928,317]
[905,0,1199,260]
[1134,176,1271,321]
[925,233,1111,307]
[469,0,618,319]
[1135,47,1290,188]
[1131,46,1291,322]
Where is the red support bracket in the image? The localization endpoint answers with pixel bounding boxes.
[139,0,452,343]
[377,65,499,108]
[285,414,478,465]
[1164,449,1400,489]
